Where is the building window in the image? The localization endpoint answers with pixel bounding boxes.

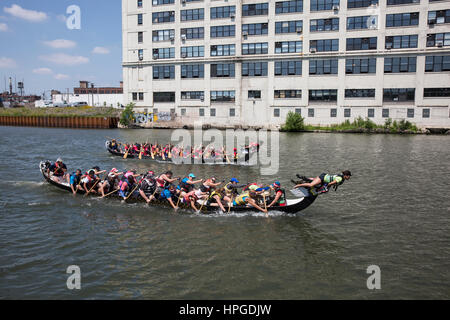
[152,29,175,42]
[426,33,450,47]
[242,62,268,77]
[368,108,375,118]
[309,89,338,102]
[181,64,204,78]
[152,47,175,59]
[248,90,262,99]
[181,91,204,100]
[274,90,302,98]
[199,108,205,117]
[275,60,302,75]
[242,23,269,36]
[310,18,339,32]
[425,56,450,72]
[385,35,418,49]
[181,9,204,21]
[346,37,377,50]
[181,108,186,116]
[424,88,450,97]
[295,108,302,115]
[138,49,144,60]
[210,6,236,19]
[422,108,430,118]
[345,58,377,74]
[211,25,235,38]
[152,0,174,5]
[330,108,337,117]
[152,11,175,24]
[386,12,419,27]
[382,108,389,118]
[308,108,315,117]
[428,10,450,25]
[210,108,216,117]
[138,0,143,8]
[211,44,235,56]
[153,65,175,79]
[387,0,416,4]
[181,46,204,57]
[230,108,236,117]
[211,63,235,77]
[211,91,235,103]
[407,108,414,118]
[344,108,351,117]
[310,39,339,52]
[181,27,204,39]
[274,108,280,117]
[384,57,416,73]
[275,20,303,34]
[242,42,269,55]
[309,59,338,75]
[242,3,269,16]
[139,93,144,101]
[310,0,340,11]
[132,92,138,101]
[383,88,415,102]
[153,92,175,103]
[138,13,143,25]
[347,0,378,8]
[138,31,143,43]
[275,1,304,14]
[347,16,378,30]
[345,89,375,98]
[275,41,302,53]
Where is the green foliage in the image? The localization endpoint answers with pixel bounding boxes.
[119,102,135,127]
[281,111,305,132]
[0,106,121,117]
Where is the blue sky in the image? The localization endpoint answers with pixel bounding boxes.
[0,0,122,96]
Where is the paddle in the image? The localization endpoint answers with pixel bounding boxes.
[139,147,143,160]
[123,146,130,159]
[102,188,119,198]
[228,196,233,213]
[124,184,139,201]
[85,178,100,197]
[262,192,268,217]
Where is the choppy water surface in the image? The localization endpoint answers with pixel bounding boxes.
[0,126,449,299]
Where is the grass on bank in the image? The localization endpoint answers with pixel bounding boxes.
[0,106,122,118]
[280,111,419,133]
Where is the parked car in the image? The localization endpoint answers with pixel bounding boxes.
[54,102,70,108]
[70,101,89,107]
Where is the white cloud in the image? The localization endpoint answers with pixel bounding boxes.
[40,53,89,66]
[92,46,110,55]
[0,22,7,31]
[33,67,53,75]
[0,57,16,68]
[56,14,66,23]
[44,39,76,49]
[54,73,70,80]
[4,4,47,22]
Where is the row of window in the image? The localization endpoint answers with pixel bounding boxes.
[149,55,450,79]
[132,88,450,103]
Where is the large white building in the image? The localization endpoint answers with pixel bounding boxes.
[122,0,450,129]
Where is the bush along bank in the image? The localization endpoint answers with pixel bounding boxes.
[280,112,421,134]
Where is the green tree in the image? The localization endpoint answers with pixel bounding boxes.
[119,102,135,127]
[281,111,305,132]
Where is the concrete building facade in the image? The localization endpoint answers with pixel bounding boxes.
[122,0,450,128]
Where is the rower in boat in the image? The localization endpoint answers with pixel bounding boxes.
[178,173,203,210]
[98,168,122,197]
[294,170,352,192]
[139,171,157,204]
[233,184,268,214]
[110,139,119,151]
[81,169,100,194]
[267,181,287,208]
[206,187,228,212]
[68,169,83,194]
[156,171,179,190]
[119,174,138,200]
[47,157,67,183]
[157,184,178,210]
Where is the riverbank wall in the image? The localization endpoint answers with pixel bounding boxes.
[0,116,119,129]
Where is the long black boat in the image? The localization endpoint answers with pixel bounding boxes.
[40,161,317,214]
[105,141,257,166]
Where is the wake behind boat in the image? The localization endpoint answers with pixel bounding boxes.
[39,160,317,214]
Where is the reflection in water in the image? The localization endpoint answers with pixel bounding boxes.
[0,127,449,299]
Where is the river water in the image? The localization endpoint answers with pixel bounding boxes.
[0,126,449,299]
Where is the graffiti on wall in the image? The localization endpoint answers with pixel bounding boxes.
[133,112,174,124]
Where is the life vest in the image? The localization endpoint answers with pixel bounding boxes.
[140,178,156,194]
[274,188,286,206]
[179,177,193,192]
[234,192,249,206]
[200,183,211,193]
[156,175,167,188]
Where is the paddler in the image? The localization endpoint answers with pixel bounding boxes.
[294,170,352,192]
[68,169,83,194]
[267,181,286,208]
[47,157,67,183]
[233,184,268,214]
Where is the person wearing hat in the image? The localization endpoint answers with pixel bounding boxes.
[223,178,245,199]
[47,157,67,183]
[267,181,286,208]
[81,169,100,194]
[98,168,123,197]
[294,170,352,192]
